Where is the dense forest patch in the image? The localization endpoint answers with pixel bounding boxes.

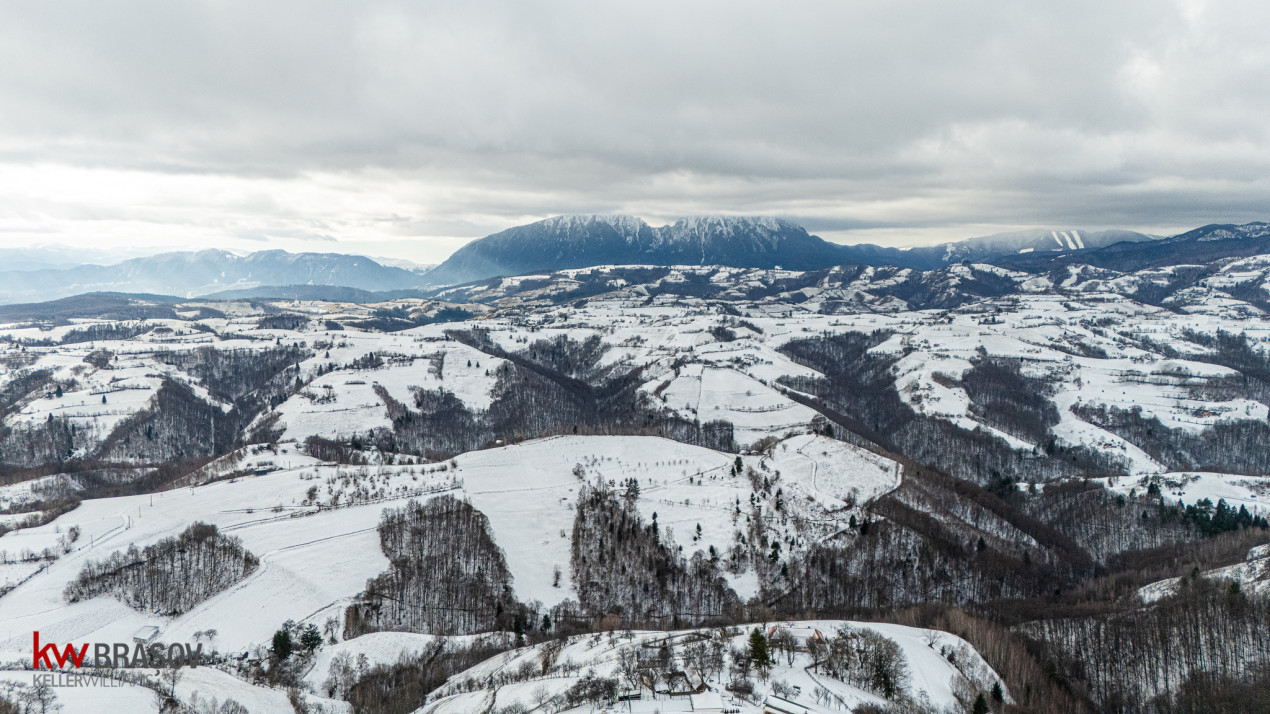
[64,522,258,615]
[344,496,524,636]
[569,485,739,626]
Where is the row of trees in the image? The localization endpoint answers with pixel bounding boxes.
[1020,479,1202,561]
[0,679,59,714]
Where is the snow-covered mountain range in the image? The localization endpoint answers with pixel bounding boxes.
[0,216,1181,304]
[422,215,1158,286]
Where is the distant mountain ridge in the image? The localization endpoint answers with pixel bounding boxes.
[827,227,1155,270]
[420,214,1158,286]
[2,218,1266,305]
[0,249,428,305]
[998,222,1270,272]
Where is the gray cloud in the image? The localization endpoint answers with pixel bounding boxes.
[0,0,1267,261]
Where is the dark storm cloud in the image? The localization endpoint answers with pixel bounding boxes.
[0,0,1267,259]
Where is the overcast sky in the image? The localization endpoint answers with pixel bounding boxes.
[1,0,1268,264]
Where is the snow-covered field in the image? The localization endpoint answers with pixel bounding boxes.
[419,620,1005,714]
[0,432,906,712]
[1100,472,1270,517]
[1138,543,1270,603]
[656,365,820,445]
[0,435,898,658]
[0,670,156,713]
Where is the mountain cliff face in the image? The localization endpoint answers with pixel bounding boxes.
[422,215,849,285]
[422,215,1161,286]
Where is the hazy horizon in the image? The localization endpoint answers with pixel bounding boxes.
[0,216,1194,270]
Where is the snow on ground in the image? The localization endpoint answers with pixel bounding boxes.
[6,272,1268,484]
[2,264,1270,711]
[765,434,901,511]
[655,365,820,446]
[455,435,738,607]
[0,670,156,713]
[276,372,393,441]
[0,664,355,714]
[302,631,512,693]
[0,432,903,696]
[178,666,351,714]
[1100,472,1270,515]
[0,465,405,660]
[1139,543,1270,603]
[0,474,83,513]
[1102,471,1270,603]
[0,561,45,592]
[0,353,176,456]
[419,620,1005,714]
[5,370,162,435]
[0,435,849,662]
[279,336,507,442]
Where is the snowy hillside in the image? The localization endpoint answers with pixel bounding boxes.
[419,621,1005,714]
[2,244,1270,713]
[0,435,899,653]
